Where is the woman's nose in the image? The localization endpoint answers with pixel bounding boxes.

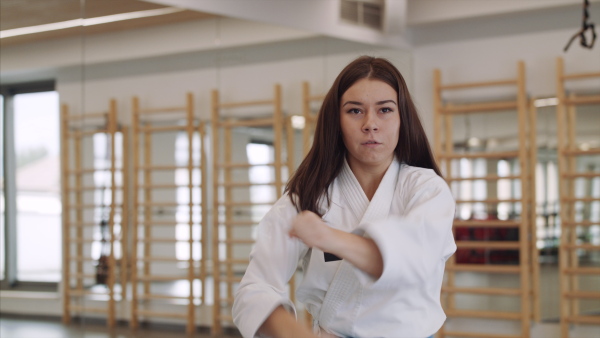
[362,112,378,132]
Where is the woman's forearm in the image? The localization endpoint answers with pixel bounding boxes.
[321,228,384,279]
[258,305,317,338]
[289,211,384,279]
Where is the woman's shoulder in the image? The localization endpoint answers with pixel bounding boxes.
[398,163,444,186]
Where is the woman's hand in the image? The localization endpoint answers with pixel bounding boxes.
[289,211,332,250]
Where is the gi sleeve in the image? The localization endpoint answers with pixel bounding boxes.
[355,172,456,289]
[232,195,308,338]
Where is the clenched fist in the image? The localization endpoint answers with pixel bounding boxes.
[289,210,333,250]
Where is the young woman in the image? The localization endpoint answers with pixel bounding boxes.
[232,56,456,338]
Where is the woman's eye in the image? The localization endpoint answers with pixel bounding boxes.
[381,107,393,113]
[348,108,361,114]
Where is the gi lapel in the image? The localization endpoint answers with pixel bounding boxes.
[317,158,400,331]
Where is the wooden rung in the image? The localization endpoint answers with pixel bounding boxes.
[561,197,600,203]
[456,241,521,249]
[564,95,600,105]
[69,257,97,262]
[438,151,519,160]
[67,168,107,175]
[65,112,108,120]
[139,257,181,262]
[563,267,600,275]
[71,273,97,279]
[69,290,109,297]
[220,297,235,305]
[562,221,598,227]
[564,291,600,299]
[565,315,600,324]
[136,275,191,282]
[453,220,521,228]
[443,330,520,338]
[446,309,521,320]
[219,201,275,207]
[440,101,518,114]
[562,71,600,80]
[71,238,96,244]
[68,204,120,210]
[68,129,108,137]
[217,99,274,109]
[446,175,521,182]
[442,286,521,296]
[455,198,522,204]
[562,148,600,156]
[447,264,521,274]
[219,118,274,128]
[219,239,255,244]
[562,172,600,179]
[221,259,250,265]
[562,244,600,250]
[136,310,188,319]
[221,182,276,188]
[138,238,179,243]
[137,184,181,190]
[137,165,194,171]
[70,222,98,227]
[69,305,108,313]
[218,314,234,322]
[308,94,325,101]
[439,79,517,91]
[217,162,275,169]
[139,294,191,300]
[217,277,243,284]
[137,221,177,226]
[138,106,186,114]
[137,202,194,207]
[220,221,257,227]
[68,186,121,192]
[140,125,187,133]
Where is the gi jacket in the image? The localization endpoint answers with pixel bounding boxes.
[233,159,457,337]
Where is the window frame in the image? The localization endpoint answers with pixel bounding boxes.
[1,80,58,291]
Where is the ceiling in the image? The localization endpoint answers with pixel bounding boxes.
[0,0,215,46]
[1,0,598,48]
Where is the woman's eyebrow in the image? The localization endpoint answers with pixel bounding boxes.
[342,100,363,107]
[376,100,397,106]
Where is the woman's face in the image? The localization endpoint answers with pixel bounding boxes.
[339,78,400,171]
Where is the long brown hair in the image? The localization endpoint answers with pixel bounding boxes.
[285,56,441,216]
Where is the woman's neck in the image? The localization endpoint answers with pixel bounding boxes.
[347,157,392,201]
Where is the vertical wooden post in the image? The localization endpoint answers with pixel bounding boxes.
[555,57,570,338]
[302,82,312,156]
[528,98,540,323]
[199,121,208,305]
[130,96,140,329]
[274,84,283,198]
[186,93,196,335]
[516,60,531,338]
[121,126,130,308]
[211,89,223,336]
[75,127,84,295]
[61,104,72,325]
[566,94,579,319]
[107,99,117,328]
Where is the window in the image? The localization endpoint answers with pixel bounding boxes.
[1,82,60,288]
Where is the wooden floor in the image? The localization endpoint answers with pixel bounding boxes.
[0,314,242,338]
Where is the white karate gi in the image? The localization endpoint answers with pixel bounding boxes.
[233,158,456,338]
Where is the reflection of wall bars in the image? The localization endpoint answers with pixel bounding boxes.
[556,57,600,337]
[130,93,207,335]
[61,100,128,328]
[434,62,534,338]
[210,84,294,335]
